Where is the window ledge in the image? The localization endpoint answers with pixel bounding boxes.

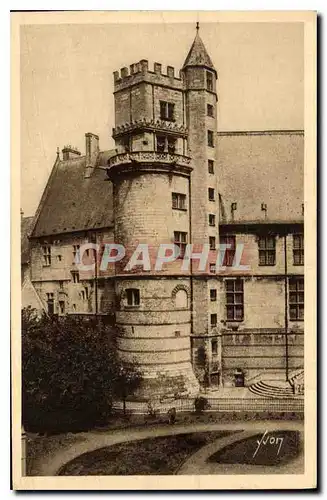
[124,305,141,309]
[172,207,187,212]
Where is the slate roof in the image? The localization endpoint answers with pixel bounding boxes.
[217,131,304,224]
[21,216,34,264]
[31,150,116,238]
[182,32,215,71]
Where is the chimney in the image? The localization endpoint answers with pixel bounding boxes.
[85,133,99,178]
[62,145,81,161]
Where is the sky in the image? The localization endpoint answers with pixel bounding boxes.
[20,21,304,216]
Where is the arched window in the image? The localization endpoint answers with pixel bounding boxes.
[174,289,188,309]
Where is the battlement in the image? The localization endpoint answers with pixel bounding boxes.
[113,60,184,92]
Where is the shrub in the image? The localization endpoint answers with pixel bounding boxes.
[22,308,142,433]
[194,396,210,414]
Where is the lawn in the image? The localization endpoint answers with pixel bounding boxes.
[58,431,236,476]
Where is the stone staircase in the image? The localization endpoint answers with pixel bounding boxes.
[248,379,295,399]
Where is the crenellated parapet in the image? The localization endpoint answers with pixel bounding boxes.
[113,60,184,92]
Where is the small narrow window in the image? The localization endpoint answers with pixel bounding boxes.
[293,234,304,266]
[57,255,62,262]
[209,214,216,226]
[59,300,65,314]
[59,281,64,290]
[207,104,214,117]
[206,71,213,91]
[210,313,217,327]
[167,137,176,154]
[207,130,214,147]
[208,160,214,174]
[208,188,215,201]
[126,288,140,306]
[46,292,54,315]
[211,339,218,355]
[210,289,217,301]
[209,236,216,250]
[209,263,216,273]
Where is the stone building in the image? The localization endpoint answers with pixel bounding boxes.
[25,27,304,397]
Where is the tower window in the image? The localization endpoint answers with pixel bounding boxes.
[209,214,216,226]
[174,231,187,258]
[210,313,217,327]
[209,236,216,250]
[208,160,214,174]
[167,137,176,154]
[160,101,175,121]
[208,188,215,201]
[156,135,176,154]
[207,104,214,117]
[211,339,218,355]
[210,289,217,301]
[122,135,130,152]
[42,246,51,266]
[289,277,304,321]
[207,130,214,148]
[172,192,186,210]
[293,234,304,266]
[206,71,213,91]
[226,279,244,321]
[126,288,140,306]
[156,135,166,153]
[258,236,276,266]
[220,235,236,267]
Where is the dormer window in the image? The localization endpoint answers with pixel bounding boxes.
[160,101,175,121]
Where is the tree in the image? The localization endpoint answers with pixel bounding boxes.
[22,307,142,432]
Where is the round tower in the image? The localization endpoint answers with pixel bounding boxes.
[108,60,199,398]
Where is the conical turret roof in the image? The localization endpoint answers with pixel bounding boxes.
[182,29,215,72]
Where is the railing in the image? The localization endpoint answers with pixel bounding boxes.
[112,397,304,415]
[107,151,191,169]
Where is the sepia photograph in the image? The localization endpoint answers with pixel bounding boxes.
[11,10,316,490]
